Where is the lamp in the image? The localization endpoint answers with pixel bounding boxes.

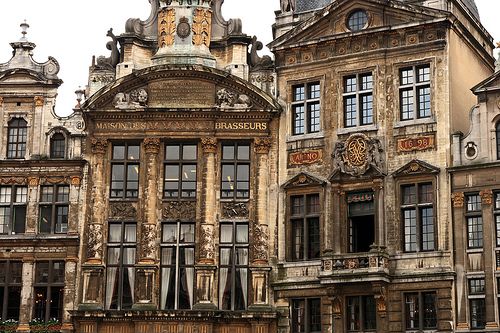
[75,87,85,108]
[20,20,29,42]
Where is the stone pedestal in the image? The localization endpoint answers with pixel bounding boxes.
[133,264,157,310]
[79,264,105,310]
[194,264,217,310]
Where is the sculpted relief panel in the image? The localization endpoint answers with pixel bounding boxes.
[333,134,385,176]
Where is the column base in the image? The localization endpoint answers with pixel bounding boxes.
[132,302,157,311]
[78,303,103,311]
[248,304,273,312]
[16,324,30,332]
[456,322,469,330]
[193,302,218,310]
[61,322,75,332]
[486,322,499,328]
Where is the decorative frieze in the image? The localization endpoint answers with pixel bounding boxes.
[162,201,196,220]
[113,88,148,109]
[452,192,465,208]
[221,202,249,219]
[0,177,26,185]
[109,202,137,220]
[90,138,108,155]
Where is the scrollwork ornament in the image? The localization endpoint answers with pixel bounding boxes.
[163,201,196,220]
[141,224,157,259]
[201,137,217,153]
[87,223,103,260]
[332,134,384,176]
[452,192,465,208]
[144,138,161,155]
[109,202,137,220]
[253,224,269,263]
[254,137,272,154]
[90,138,108,155]
[0,96,3,106]
[480,189,493,206]
[222,202,249,219]
[199,224,215,261]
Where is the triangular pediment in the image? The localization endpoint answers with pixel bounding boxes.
[0,69,49,85]
[270,0,443,50]
[472,71,500,93]
[393,159,440,177]
[282,172,328,189]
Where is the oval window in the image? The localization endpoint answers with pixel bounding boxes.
[347,10,369,32]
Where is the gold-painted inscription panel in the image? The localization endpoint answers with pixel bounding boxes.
[149,80,215,108]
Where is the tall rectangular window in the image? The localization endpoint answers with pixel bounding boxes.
[39,185,69,234]
[495,193,500,246]
[7,118,27,159]
[219,222,248,310]
[401,183,435,252]
[343,73,373,127]
[291,298,321,333]
[221,143,250,199]
[466,194,483,249]
[0,186,27,235]
[106,222,136,310]
[50,133,66,159]
[161,222,195,310]
[290,194,320,261]
[33,261,65,322]
[292,82,321,135]
[110,143,140,198]
[399,64,431,120]
[348,192,375,253]
[347,296,376,332]
[469,278,486,329]
[0,261,22,321]
[164,143,197,199]
[405,292,437,330]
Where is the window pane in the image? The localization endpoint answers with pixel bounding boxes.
[344,96,357,127]
[107,248,121,265]
[0,187,11,203]
[236,224,248,243]
[401,68,414,85]
[363,296,377,330]
[163,224,177,243]
[180,224,195,243]
[13,206,26,234]
[423,292,437,329]
[405,293,419,329]
[345,76,357,93]
[309,298,322,332]
[221,225,233,243]
[52,261,65,283]
[55,206,68,233]
[15,187,27,203]
[40,186,54,202]
[468,217,483,248]
[418,86,431,118]
[293,105,305,135]
[293,85,305,102]
[35,262,50,283]
[113,145,125,160]
[57,186,70,202]
[127,145,140,160]
[347,297,360,331]
[466,194,481,212]
[165,144,180,160]
[308,83,320,99]
[421,207,434,251]
[237,145,250,160]
[404,209,417,252]
[308,102,321,133]
[39,206,52,233]
[109,224,122,242]
[470,299,486,329]
[182,145,197,160]
[402,185,416,204]
[400,89,414,120]
[292,299,305,333]
[417,65,430,82]
[308,217,320,259]
[124,224,136,242]
[222,145,235,160]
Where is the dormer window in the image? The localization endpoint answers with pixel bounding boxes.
[347,10,368,32]
[50,133,66,159]
[7,118,27,159]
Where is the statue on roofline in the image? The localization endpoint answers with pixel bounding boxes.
[280,0,295,12]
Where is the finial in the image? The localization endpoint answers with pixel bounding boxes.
[20,20,29,42]
[75,86,85,108]
[496,42,500,49]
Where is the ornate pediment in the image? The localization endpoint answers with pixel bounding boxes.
[282,172,327,189]
[270,0,442,50]
[393,159,440,177]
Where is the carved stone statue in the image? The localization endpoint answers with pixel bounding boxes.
[280,0,295,13]
[95,29,120,70]
[249,36,274,70]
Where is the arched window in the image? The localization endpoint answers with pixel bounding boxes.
[496,122,500,160]
[50,133,66,159]
[7,118,27,159]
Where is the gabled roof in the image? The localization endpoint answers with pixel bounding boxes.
[269,0,446,50]
[393,159,440,177]
[282,172,328,189]
[471,70,500,94]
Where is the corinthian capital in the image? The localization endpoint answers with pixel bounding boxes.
[254,137,272,154]
[90,138,108,155]
[144,138,161,155]
[201,137,217,153]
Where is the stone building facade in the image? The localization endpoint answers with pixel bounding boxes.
[270,0,495,332]
[449,69,500,331]
[0,23,86,332]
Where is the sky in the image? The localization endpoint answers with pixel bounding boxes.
[0,0,498,117]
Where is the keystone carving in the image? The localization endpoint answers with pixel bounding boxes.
[332,133,384,176]
[163,201,196,220]
[87,223,103,260]
[109,202,137,220]
[90,138,108,155]
[222,202,249,219]
[34,96,44,107]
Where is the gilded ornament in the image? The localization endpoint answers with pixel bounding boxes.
[28,177,39,186]
[346,136,367,167]
[480,189,493,206]
[90,138,108,155]
[144,138,161,155]
[158,8,176,47]
[192,8,212,47]
[34,96,44,107]
[254,137,272,154]
[452,192,465,208]
[71,176,81,186]
[0,96,3,105]
[201,137,217,153]
[332,133,384,176]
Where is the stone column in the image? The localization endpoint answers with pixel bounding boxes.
[249,138,272,310]
[372,179,385,247]
[68,176,82,236]
[135,138,160,310]
[331,186,343,254]
[481,190,498,329]
[452,192,468,330]
[17,259,34,332]
[26,177,39,234]
[194,137,217,309]
[80,138,107,310]
[61,257,78,333]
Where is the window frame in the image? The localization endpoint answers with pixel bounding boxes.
[38,184,70,234]
[220,142,251,200]
[398,64,431,121]
[495,192,500,247]
[291,81,321,136]
[291,297,322,333]
[0,261,22,321]
[400,182,436,252]
[346,295,377,332]
[289,193,321,261]
[105,222,137,310]
[466,193,483,249]
[219,221,249,311]
[0,185,27,235]
[163,142,198,199]
[404,291,437,331]
[7,118,27,159]
[346,9,369,32]
[33,261,65,323]
[110,143,140,199]
[50,133,66,159]
[343,72,374,128]
[496,122,500,160]
[160,221,196,310]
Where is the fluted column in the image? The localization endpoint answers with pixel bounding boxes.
[26,177,39,234]
[68,176,81,236]
[17,259,34,332]
[194,137,217,310]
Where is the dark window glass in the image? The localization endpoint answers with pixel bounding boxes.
[290,194,320,261]
[343,73,373,127]
[401,183,435,252]
[405,292,437,330]
[219,222,248,310]
[164,143,197,199]
[292,82,321,135]
[496,123,500,160]
[347,10,368,31]
[50,133,66,159]
[291,298,321,333]
[466,194,483,249]
[33,261,64,322]
[399,64,431,121]
[348,192,375,253]
[469,279,485,295]
[7,118,27,159]
[495,193,500,247]
[470,299,486,329]
[0,261,22,321]
[0,186,27,235]
[38,185,69,234]
[110,143,140,198]
[105,223,136,310]
[347,296,376,331]
[161,222,195,310]
[221,143,250,199]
